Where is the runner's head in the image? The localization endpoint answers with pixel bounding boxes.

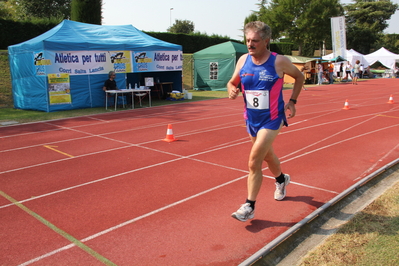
[244,21,271,40]
[244,21,271,56]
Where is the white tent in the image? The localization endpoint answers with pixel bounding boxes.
[347,49,369,68]
[322,49,369,68]
[364,47,399,69]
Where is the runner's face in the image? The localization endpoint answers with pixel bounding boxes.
[246,30,268,56]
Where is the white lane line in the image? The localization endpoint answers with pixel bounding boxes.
[278,124,399,166]
[17,168,340,266]
[279,115,378,159]
[8,99,399,264]
[1,112,242,153]
[3,115,397,207]
[0,145,134,175]
[6,121,395,209]
[354,143,399,181]
[0,157,185,210]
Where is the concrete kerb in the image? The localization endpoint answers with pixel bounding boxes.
[240,158,399,266]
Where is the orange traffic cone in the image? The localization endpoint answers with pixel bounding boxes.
[342,99,350,110]
[387,95,394,104]
[163,124,177,142]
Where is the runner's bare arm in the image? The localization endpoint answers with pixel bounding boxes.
[227,54,248,100]
[275,55,304,118]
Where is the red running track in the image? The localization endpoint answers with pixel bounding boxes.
[1,79,398,265]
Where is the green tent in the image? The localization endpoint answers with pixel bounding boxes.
[193,41,248,91]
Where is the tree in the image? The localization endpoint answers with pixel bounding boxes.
[377,34,399,54]
[242,13,258,42]
[0,0,22,20]
[244,13,258,28]
[17,0,71,19]
[258,0,344,56]
[344,0,398,54]
[71,0,102,25]
[167,19,195,34]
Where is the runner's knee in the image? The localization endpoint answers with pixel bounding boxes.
[264,151,279,165]
[248,157,263,172]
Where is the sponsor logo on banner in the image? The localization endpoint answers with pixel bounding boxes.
[109,51,132,73]
[133,51,183,73]
[134,52,152,71]
[34,52,51,76]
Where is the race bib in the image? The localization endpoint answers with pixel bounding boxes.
[245,90,269,110]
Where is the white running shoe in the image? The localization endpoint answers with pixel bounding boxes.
[231,203,254,222]
[274,174,290,201]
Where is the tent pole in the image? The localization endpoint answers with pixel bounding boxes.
[125,73,127,89]
[45,73,49,112]
[88,75,92,108]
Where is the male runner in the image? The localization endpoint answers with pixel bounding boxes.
[227,21,303,222]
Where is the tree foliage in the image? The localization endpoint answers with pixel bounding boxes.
[71,0,102,25]
[17,0,71,19]
[0,0,22,20]
[257,0,344,56]
[344,0,398,54]
[244,13,258,26]
[167,19,195,34]
[377,34,399,54]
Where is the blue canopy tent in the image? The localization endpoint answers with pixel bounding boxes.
[8,20,183,112]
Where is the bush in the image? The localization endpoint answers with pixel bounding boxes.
[0,18,61,48]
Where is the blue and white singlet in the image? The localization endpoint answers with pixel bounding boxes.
[240,52,288,136]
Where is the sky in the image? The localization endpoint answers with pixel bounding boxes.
[102,0,399,41]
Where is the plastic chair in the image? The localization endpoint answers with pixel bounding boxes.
[134,92,148,107]
[105,92,126,108]
[105,93,115,107]
[152,84,163,99]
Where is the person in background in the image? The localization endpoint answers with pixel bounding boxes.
[103,71,118,91]
[328,62,334,84]
[338,63,344,82]
[363,65,372,78]
[300,65,309,90]
[359,64,364,78]
[227,21,303,222]
[103,71,118,106]
[353,60,360,85]
[317,63,323,85]
[344,63,352,81]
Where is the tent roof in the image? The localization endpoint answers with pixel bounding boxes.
[193,41,248,59]
[285,55,318,63]
[322,49,369,67]
[365,47,399,58]
[364,47,399,69]
[322,49,364,59]
[327,55,347,62]
[8,20,182,53]
[348,49,364,56]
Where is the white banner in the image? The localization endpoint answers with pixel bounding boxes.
[132,51,183,72]
[33,50,182,76]
[331,16,347,59]
[35,50,132,75]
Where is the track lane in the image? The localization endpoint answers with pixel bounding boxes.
[1,79,398,265]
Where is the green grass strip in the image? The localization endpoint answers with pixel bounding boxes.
[0,190,117,266]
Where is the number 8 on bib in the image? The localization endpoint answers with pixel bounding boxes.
[246,90,269,110]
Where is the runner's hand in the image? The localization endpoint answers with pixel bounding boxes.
[285,101,296,118]
[229,87,240,99]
